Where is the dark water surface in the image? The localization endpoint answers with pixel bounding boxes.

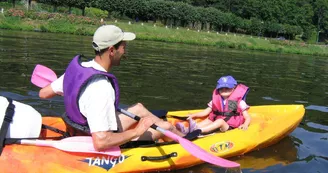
[0,29,327,173]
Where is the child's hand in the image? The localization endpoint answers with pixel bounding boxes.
[238,124,248,131]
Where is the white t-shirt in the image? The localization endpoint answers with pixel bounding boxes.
[207,100,249,112]
[0,96,42,138]
[51,60,117,133]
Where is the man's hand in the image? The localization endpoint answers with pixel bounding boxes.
[134,116,155,137]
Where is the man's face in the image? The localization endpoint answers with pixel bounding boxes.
[112,41,127,66]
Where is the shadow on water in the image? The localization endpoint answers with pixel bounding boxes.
[1,29,328,173]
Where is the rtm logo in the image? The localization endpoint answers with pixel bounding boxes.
[210,141,234,153]
[81,155,129,171]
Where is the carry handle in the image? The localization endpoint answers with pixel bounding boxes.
[141,152,177,161]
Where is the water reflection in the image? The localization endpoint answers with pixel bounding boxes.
[172,137,298,173]
[239,137,298,171]
[1,29,328,173]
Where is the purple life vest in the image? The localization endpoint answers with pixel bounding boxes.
[63,55,120,125]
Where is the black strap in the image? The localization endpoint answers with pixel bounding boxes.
[61,112,91,135]
[41,124,71,138]
[212,110,238,122]
[0,98,15,155]
[3,124,71,146]
[212,110,237,117]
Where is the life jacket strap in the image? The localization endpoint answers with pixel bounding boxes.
[0,97,15,155]
[61,112,91,136]
[212,110,238,122]
[212,110,237,117]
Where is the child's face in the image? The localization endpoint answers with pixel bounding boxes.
[218,87,234,98]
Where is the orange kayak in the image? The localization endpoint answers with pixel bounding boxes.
[0,105,304,172]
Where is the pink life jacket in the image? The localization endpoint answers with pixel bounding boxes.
[208,84,249,128]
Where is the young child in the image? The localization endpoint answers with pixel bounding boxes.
[176,75,251,134]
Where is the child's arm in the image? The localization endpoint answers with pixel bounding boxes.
[239,110,251,130]
[188,107,212,119]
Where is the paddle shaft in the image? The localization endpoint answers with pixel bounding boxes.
[118,108,166,134]
[16,138,121,156]
[20,139,56,147]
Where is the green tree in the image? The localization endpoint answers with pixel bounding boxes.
[124,0,148,20]
[266,22,283,38]
[38,0,65,12]
[66,0,90,15]
[313,0,328,32]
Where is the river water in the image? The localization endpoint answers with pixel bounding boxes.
[0,29,327,173]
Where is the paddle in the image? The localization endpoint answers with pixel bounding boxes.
[31,64,240,168]
[14,136,121,156]
[118,108,240,168]
[31,64,58,88]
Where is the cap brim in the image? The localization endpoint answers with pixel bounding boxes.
[122,32,136,41]
[216,84,235,89]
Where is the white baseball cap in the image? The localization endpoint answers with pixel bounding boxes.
[92,25,136,51]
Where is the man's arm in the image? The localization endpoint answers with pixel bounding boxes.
[39,74,64,99]
[92,116,154,151]
[39,84,57,99]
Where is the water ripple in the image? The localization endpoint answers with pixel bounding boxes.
[306,105,328,113]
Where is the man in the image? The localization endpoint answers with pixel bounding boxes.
[39,25,185,151]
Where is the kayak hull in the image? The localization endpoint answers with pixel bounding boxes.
[1,105,305,172]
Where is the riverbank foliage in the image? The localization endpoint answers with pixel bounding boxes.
[0,1,327,56]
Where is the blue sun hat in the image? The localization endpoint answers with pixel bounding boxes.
[216,75,237,89]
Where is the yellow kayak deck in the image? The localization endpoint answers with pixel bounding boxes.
[1,105,305,173]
